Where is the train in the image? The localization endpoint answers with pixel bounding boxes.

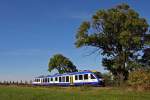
[32,70,104,86]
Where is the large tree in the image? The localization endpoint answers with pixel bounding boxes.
[75,3,149,82]
[48,54,77,74]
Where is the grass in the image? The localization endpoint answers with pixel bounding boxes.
[0,85,150,100]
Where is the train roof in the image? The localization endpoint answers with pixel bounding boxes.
[35,71,94,78]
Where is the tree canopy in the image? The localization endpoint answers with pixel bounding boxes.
[141,33,150,68]
[48,54,77,74]
[75,3,149,82]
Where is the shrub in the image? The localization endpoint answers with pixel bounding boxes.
[102,73,115,87]
[128,69,150,90]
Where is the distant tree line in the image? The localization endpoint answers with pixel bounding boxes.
[0,80,32,86]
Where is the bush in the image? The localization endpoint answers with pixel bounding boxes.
[102,73,115,87]
[128,69,150,90]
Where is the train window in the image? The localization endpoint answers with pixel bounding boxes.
[75,75,78,80]
[84,74,88,80]
[45,78,47,82]
[91,74,96,79]
[47,78,49,82]
[59,77,61,82]
[66,76,69,82]
[55,77,58,81]
[79,75,83,80]
[62,77,65,82]
[51,78,53,81]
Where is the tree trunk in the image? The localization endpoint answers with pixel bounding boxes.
[116,71,124,86]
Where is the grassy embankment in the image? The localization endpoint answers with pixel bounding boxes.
[0,86,150,100]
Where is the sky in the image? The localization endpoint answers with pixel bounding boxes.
[0,0,150,81]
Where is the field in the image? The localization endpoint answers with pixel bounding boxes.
[0,86,150,100]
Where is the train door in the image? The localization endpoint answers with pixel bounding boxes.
[70,76,74,85]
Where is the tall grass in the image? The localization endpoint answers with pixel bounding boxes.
[0,85,150,100]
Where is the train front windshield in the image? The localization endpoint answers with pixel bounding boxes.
[93,72,102,78]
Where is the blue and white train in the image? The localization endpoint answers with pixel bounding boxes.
[32,70,104,86]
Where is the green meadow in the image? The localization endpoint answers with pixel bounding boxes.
[0,86,150,100]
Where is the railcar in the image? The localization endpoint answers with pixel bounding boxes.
[32,71,104,86]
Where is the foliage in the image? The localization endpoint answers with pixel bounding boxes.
[140,48,150,68]
[128,69,150,90]
[138,33,150,68]
[75,3,149,83]
[144,33,150,45]
[48,54,77,74]
[102,73,114,86]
